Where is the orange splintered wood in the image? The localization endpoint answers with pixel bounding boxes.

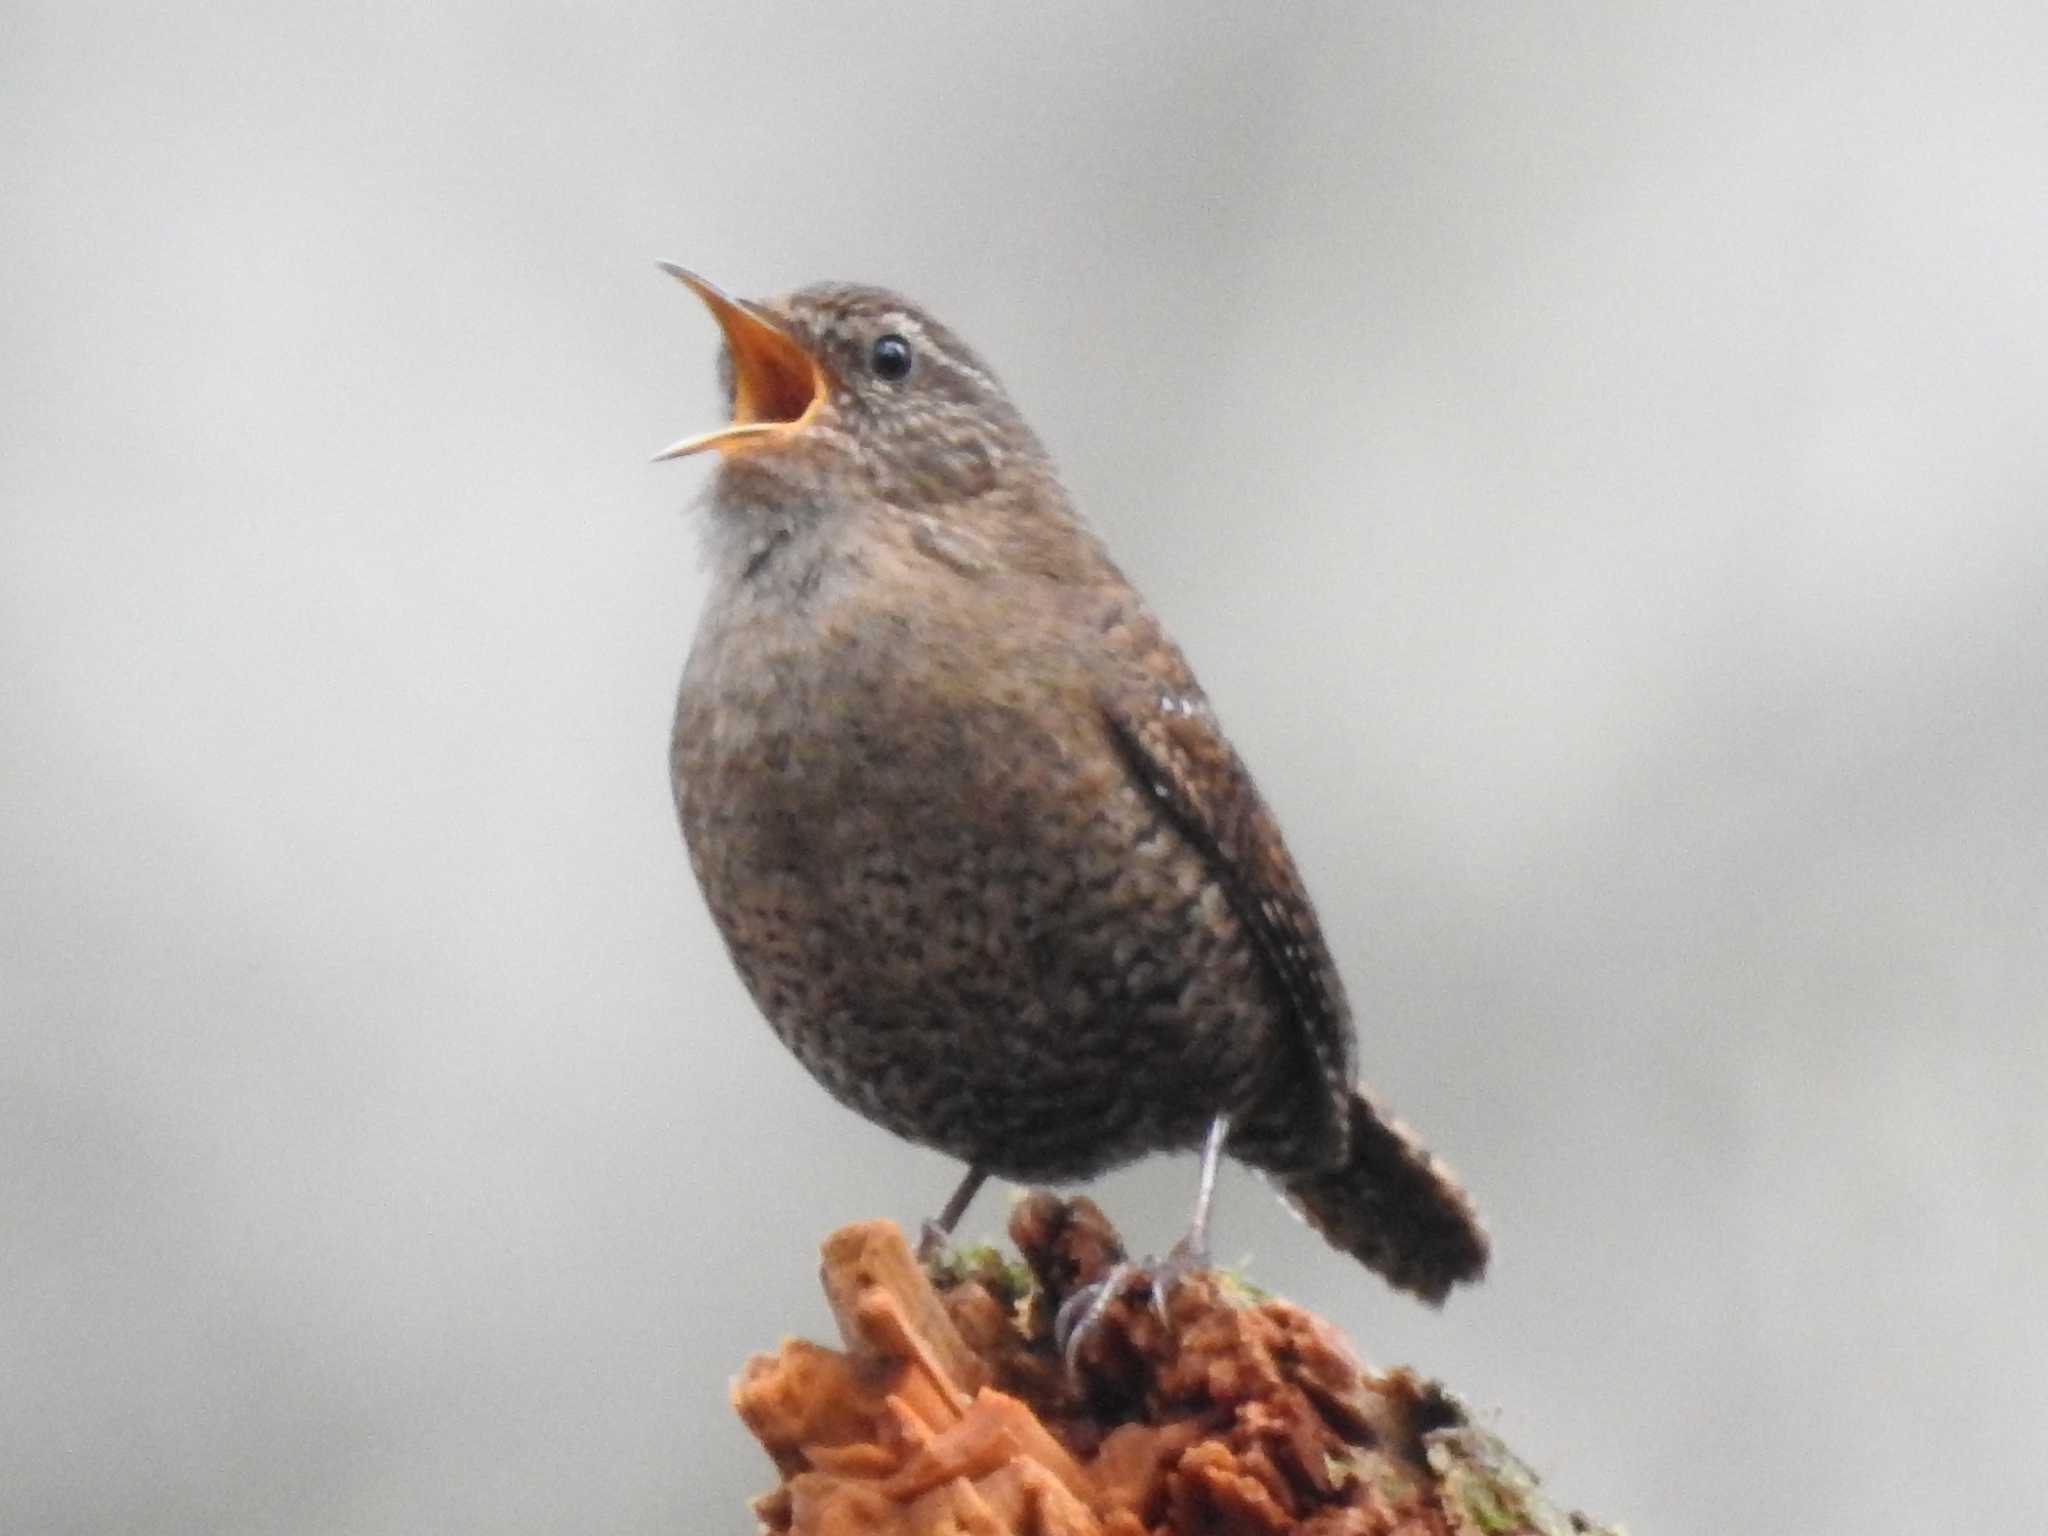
[966,1459,1103,1536]
[963,1391,1096,1510]
[1087,1421,1205,1520]
[786,1472,900,1536]
[737,1199,1614,1536]
[820,1221,988,1398]
[888,1354,971,1439]
[885,1390,1097,1510]
[734,1338,900,1474]
[901,1475,1025,1536]
[1167,1441,1296,1536]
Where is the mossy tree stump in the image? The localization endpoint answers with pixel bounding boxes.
[732,1195,1617,1536]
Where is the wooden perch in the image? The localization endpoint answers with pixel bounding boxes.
[732,1195,1616,1536]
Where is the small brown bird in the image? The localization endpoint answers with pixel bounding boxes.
[655,265,1487,1311]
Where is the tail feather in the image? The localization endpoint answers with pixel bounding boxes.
[1276,1089,1488,1304]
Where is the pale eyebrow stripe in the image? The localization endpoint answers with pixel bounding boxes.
[888,313,997,392]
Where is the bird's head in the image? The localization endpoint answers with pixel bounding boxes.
[653,265,1053,517]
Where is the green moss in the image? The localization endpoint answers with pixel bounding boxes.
[1325,1449,1421,1504]
[1212,1268,1275,1307]
[925,1241,1035,1307]
[1430,1427,1606,1536]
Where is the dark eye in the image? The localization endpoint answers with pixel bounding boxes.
[870,333,913,381]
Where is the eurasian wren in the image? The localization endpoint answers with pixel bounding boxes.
[656,266,1486,1305]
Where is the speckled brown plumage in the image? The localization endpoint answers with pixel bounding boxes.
[659,273,1487,1303]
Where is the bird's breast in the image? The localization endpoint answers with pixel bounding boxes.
[668,556,1293,1177]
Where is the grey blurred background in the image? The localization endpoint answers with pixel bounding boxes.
[4,4,2044,1532]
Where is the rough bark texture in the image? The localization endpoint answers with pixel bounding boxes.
[731,1196,1617,1536]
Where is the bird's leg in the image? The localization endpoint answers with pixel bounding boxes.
[916,1164,990,1261]
[1055,1112,1235,1369]
[1151,1112,1231,1321]
[1177,1114,1231,1260]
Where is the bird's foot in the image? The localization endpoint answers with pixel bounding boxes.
[914,1219,951,1264]
[1051,1261,1140,1376]
[1051,1237,1214,1377]
[916,1166,990,1265]
[1146,1231,1210,1328]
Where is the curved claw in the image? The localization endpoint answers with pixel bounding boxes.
[915,1220,951,1264]
[1054,1243,1220,1377]
[1053,1262,1139,1376]
[1148,1234,1210,1327]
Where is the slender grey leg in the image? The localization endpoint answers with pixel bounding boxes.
[1149,1112,1232,1325]
[917,1164,990,1260]
[1059,1113,1239,1368]
[1180,1112,1233,1265]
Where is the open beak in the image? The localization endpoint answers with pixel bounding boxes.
[651,262,827,461]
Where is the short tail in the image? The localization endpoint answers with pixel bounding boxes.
[1275,1088,1489,1304]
